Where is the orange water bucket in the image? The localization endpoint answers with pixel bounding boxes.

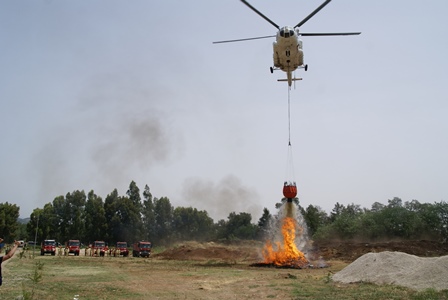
[283,183,297,199]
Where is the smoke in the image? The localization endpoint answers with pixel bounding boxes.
[34,135,74,202]
[90,115,173,184]
[182,174,262,222]
[33,72,182,206]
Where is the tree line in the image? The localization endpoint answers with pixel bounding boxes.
[1,181,447,245]
[3,181,265,246]
[302,197,448,242]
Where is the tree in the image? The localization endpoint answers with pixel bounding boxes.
[0,202,20,242]
[403,200,448,240]
[330,202,345,221]
[127,181,142,208]
[331,211,362,239]
[220,212,257,240]
[172,207,214,241]
[65,190,86,241]
[15,222,28,241]
[344,203,362,216]
[380,199,420,239]
[84,190,107,243]
[315,203,363,241]
[215,219,227,241]
[371,202,385,212]
[104,192,144,244]
[104,189,120,243]
[124,181,143,241]
[257,208,272,239]
[302,205,328,236]
[388,197,403,208]
[52,195,69,242]
[27,209,42,244]
[357,210,386,240]
[142,185,156,241]
[404,199,422,212]
[27,204,58,243]
[436,201,448,241]
[153,197,174,245]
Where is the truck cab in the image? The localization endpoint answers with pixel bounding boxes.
[116,242,129,257]
[132,241,152,257]
[41,239,56,256]
[92,241,107,257]
[67,240,81,256]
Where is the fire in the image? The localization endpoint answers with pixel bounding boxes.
[262,216,309,268]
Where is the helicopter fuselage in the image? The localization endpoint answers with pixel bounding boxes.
[272,26,305,86]
[273,26,304,72]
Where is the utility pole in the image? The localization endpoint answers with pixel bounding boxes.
[33,214,39,258]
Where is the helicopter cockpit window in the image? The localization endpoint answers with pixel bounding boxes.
[280,28,295,38]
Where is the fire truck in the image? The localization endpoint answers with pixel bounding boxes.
[92,241,107,257]
[67,240,81,256]
[41,239,56,256]
[116,241,129,257]
[132,241,152,257]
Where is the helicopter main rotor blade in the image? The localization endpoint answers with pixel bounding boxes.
[295,0,332,29]
[300,32,361,36]
[213,35,276,44]
[240,0,280,29]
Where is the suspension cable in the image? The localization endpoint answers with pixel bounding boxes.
[288,87,291,146]
[285,86,295,182]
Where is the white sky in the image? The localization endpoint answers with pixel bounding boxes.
[1,0,447,221]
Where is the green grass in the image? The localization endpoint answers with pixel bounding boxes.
[1,256,141,299]
[1,254,447,299]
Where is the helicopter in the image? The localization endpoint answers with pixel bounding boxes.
[214,0,361,87]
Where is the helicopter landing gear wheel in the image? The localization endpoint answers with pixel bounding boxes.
[305,64,308,71]
[270,67,274,74]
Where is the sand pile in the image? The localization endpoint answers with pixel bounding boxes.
[333,251,448,291]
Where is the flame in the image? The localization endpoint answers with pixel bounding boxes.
[262,216,309,268]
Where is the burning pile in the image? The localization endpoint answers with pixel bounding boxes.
[262,216,309,268]
[258,201,309,268]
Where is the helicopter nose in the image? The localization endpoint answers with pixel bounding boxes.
[280,26,295,38]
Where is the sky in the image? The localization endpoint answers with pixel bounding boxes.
[1,0,447,221]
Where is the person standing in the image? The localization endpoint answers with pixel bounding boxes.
[0,238,19,286]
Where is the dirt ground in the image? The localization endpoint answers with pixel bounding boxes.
[2,240,447,299]
[145,240,448,298]
[155,240,448,263]
[154,241,263,263]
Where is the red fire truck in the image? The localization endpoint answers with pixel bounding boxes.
[132,241,151,257]
[116,241,129,257]
[41,239,56,256]
[67,240,81,256]
[92,241,107,257]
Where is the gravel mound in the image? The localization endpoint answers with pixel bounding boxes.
[332,251,448,291]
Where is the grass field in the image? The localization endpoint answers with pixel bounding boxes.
[1,251,447,299]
